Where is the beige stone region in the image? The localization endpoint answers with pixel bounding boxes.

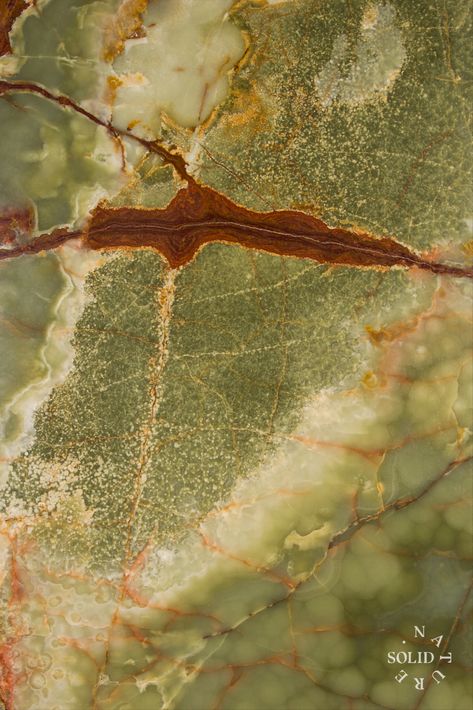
[111,0,247,135]
[315,2,407,107]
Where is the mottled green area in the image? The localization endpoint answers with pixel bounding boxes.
[173,469,472,710]
[111,158,180,209]
[1,246,432,567]
[2,252,164,566]
[202,0,473,250]
[94,282,471,710]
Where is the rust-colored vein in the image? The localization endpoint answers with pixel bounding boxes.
[84,184,473,277]
[327,455,472,552]
[0,0,28,57]
[0,80,471,278]
[0,226,80,259]
[0,183,472,278]
[0,79,192,181]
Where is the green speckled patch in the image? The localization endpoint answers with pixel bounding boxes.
[2,248,435,568]
[203,0,473,250]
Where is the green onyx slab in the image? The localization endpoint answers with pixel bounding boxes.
[0,1,471,709]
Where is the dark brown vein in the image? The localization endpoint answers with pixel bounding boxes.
[0,80,471,279]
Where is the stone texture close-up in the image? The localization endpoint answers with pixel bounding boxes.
[0,1,471,709]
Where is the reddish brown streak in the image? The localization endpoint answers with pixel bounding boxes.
[0,184,472,278]
[0,227,80,261]
[0,81,471,278]
[0,80,192,181]
[84,184,473,277]
[0,0,27,56]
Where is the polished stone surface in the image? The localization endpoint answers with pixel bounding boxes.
[0,1,471,709]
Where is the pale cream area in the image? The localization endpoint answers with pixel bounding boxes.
[315,2,406,107]
[2,550,118,710]
[111,0,246,135]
